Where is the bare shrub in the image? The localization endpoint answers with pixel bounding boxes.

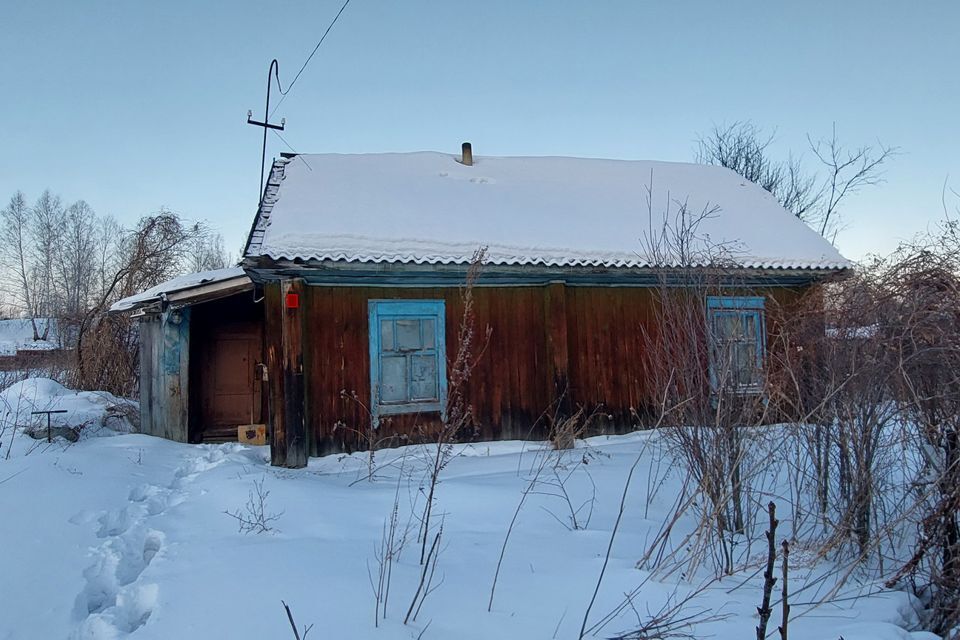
[415,247,489,567]
[340,389,409,483]
[756,502,780,640]
[281,600,313,639]
[224,476,283,534]
[766,206,960,636]
[549,405,588,450]
[878,218,960,636]
[488,403,598,612]
[405,519,444,625]
[370,451,414,626]
[636,186,775,577]
[587,571,728,640]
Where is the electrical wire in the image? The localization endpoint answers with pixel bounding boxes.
[270,0,353,118]
[272,130,314,171]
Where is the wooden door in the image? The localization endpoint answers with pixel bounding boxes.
[201,332,262,441]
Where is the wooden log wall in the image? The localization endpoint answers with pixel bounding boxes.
[260,283,671,459]
[259,281,811,463]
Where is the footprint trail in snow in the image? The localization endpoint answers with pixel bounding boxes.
[70,446,233,639]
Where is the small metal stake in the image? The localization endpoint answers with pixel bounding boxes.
[31,409,68,443]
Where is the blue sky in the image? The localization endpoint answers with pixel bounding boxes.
[1,1,957,260]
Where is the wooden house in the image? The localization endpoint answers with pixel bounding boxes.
[115,145,849,467]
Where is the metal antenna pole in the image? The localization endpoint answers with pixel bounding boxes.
[247,59,286,206]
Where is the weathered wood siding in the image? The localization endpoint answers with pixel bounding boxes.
[259,283,659,456]
[259,281,810,461]
[138,308,190,442]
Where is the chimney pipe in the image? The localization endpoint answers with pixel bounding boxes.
[460,142,473,166]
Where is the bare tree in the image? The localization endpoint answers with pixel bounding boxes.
[29,190,65,336]
[74,211,206,394]
[0,191,42,339]
[55,200,97,322]
[696,121,820,220]
[185,230,231,272]
[91,214,123,306]
[808,123,898,238]
[696,121,896,237]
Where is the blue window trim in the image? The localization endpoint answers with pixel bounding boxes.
[707,296,765,310]
[368,300,448,423]
[706,296,766,392]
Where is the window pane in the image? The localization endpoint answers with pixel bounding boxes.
[728,313,750,340]
[714,313,737,340]
[396,319,422,351]
[380,319,395,352]
[421,317,435,348]
[735,344,756,383]
[739,313,757,341]
[410,354,438,401]
[380,356,408,403]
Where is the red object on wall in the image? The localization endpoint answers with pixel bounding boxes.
[285,293,300,309]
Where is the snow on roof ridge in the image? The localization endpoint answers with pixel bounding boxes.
[245,151,851,272]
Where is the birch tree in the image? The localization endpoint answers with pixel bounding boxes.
[0,191,41,339]
[29,190,65,337]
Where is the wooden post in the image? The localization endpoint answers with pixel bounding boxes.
[544,282,572,417]
[266,279,308,468]
[265,282,285,466]
[282,278,307,468]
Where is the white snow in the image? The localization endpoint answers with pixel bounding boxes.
[0,404,933,640]
[110,267,247,313]
[0,317,58,355]
[0,377,136,437]
[247,152,850,270]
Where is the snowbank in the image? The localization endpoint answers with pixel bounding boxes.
[0,378,136,448]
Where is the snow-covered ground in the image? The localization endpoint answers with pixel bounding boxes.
[0,392,939,640]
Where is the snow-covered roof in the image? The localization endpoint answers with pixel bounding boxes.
[110,267,248,313]
[244,151,850,271]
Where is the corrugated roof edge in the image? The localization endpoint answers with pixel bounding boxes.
[255,251,851,272]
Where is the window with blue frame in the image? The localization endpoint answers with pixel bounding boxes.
[706,296,766,392]
[368,300,447,419]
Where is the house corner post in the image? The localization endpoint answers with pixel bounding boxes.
[280,278,308,468]
[265,282,287,466]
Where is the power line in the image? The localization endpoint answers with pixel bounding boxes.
[270,0,354,118]
[272,130,314,171]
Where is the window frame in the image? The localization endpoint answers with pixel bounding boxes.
[368,299,447,421]
[705,296,766,394]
